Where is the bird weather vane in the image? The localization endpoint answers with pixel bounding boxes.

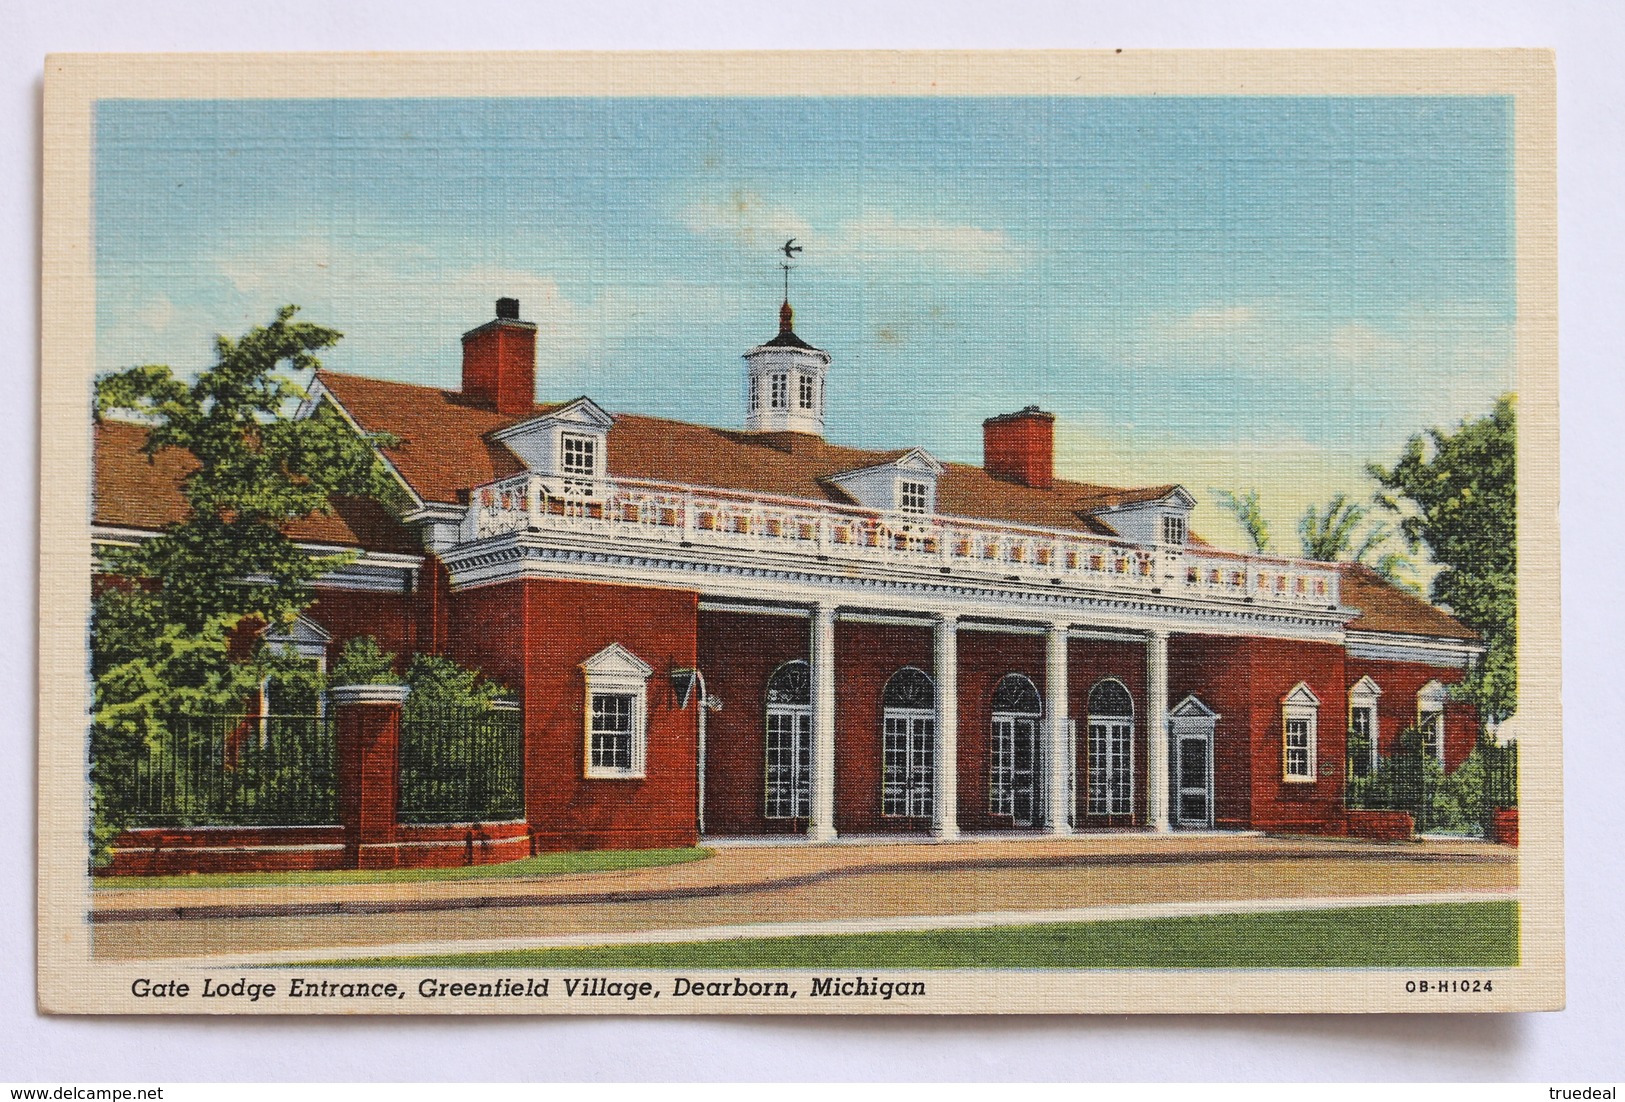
[780,237,803,299]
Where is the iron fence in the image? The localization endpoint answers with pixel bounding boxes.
[1346,732,1518,836]
[398,705,525,823]
[129,713,338,826]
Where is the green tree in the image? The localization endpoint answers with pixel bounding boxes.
[1298,493,1367,561]
[1212,488,1271,552]
[1370,395,1517,722]
[89,307,396,859]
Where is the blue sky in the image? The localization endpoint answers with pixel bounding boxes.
[95,95,1514,552]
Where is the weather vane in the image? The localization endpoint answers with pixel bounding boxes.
[780,237,803,300]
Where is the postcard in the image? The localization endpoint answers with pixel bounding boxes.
[39,49,1560,1014]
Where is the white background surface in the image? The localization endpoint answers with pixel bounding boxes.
[3,0,1620,1083]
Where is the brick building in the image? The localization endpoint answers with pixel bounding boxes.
[93,296,1484,860]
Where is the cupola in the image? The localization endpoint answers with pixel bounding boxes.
[743,298,831,436]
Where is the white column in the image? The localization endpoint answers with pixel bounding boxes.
[1146,628,1172,833]
[808,603,838,842]
[933,614,960,840]
[1044,621,1073,835]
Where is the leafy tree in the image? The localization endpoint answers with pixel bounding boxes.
[1370,395,1517,722]
[1298,493,1368,561]
[330,636,404,686]
[89,307,396,859]
[1212,487,1417,588]
[1211,488,1271,552]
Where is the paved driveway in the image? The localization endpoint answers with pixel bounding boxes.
[91,834,1516,961]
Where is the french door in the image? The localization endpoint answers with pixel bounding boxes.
[882,709,935,818]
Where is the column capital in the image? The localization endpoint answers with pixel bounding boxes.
[1146,627,1171,642]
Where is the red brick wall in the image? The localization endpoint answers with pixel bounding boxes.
[1242,637,1349,832]
[1345,656,1477,770]
[451,577,700,850]
[306,587,416,673]
[1169,634,1255,830]
[833,620,935,834]
[697,611,810,836]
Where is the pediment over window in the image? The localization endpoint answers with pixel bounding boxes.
[1170,694,1220,720]
[490,396,614,476]
[1281,682,1321,707]
[827,449,945,515]
[261,614,331,660]
[580,642,654,680]
[1349,675,1383,703]
[1089,486,1197,547]
[1418,679,1449,706]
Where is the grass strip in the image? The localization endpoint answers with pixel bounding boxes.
[328,901,1518,970]
[94,847,713,890]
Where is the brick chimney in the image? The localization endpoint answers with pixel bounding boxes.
[983,406,1056,490]
[461,298,538,415]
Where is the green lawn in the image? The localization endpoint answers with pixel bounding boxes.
[331,901,1518,970]
[94,847,713,890]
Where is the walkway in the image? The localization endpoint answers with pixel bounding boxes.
[91,833,1516,962]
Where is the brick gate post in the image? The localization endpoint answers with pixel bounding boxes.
[330,684,411,868]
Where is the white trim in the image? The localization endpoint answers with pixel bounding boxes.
[1281,682,1319,782]
[443,532,1355,644]
[581,644,653,779]
[1346,630,1484,666]
[1417,679,1449,764]
[303,382,426,511]
[1348,676,1382,776]
[328,683,411,706]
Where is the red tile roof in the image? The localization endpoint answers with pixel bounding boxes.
[93,419,419,554]
[317,371,1172,538]
[92,372,1483,644]
[1338,563,1481,642]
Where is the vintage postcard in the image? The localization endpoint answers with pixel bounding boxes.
[39,50,1560,1014]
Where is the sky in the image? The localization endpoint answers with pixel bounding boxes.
[94,95,1515,553]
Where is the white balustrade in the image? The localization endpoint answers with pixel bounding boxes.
[461,473,1340,607]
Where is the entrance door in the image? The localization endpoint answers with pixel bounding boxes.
[1168,694,1219,830]
[1009,717,1041,826]
[1174,732,1212,828]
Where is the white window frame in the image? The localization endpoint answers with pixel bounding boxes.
[581,644,653,779]
[1086,679,1136,817]
[770,373,789,411]
[1418,680,1448,765]
[764,660,812,820]
[798,372,815,411]
[1162,513,1187,546]
[1348,676,1382,778]
[897,479,930,515]
[559,431,600,497]
[749,374,761,411]
[880,668,936,819]
[1281,682,1320,782]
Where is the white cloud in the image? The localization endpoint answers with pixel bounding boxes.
[825,211,1023,275]
[681,190,1024,275]
[681,190,812,249]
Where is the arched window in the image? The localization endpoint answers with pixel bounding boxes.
[1417,680,1448,764]
[764,661,811,819]
[989,674,1042,824]
[1087,679,1135,816]
[1348,677,1382,778]
[882,668,935,817]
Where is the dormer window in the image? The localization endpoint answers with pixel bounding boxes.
[1162,514,1187,546]
[828,449,945,517]
[771,373,788,411]
[489,396,614,493]
[1088,487,1198,549]
[798,373,815,412]
[561,432,597,495]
